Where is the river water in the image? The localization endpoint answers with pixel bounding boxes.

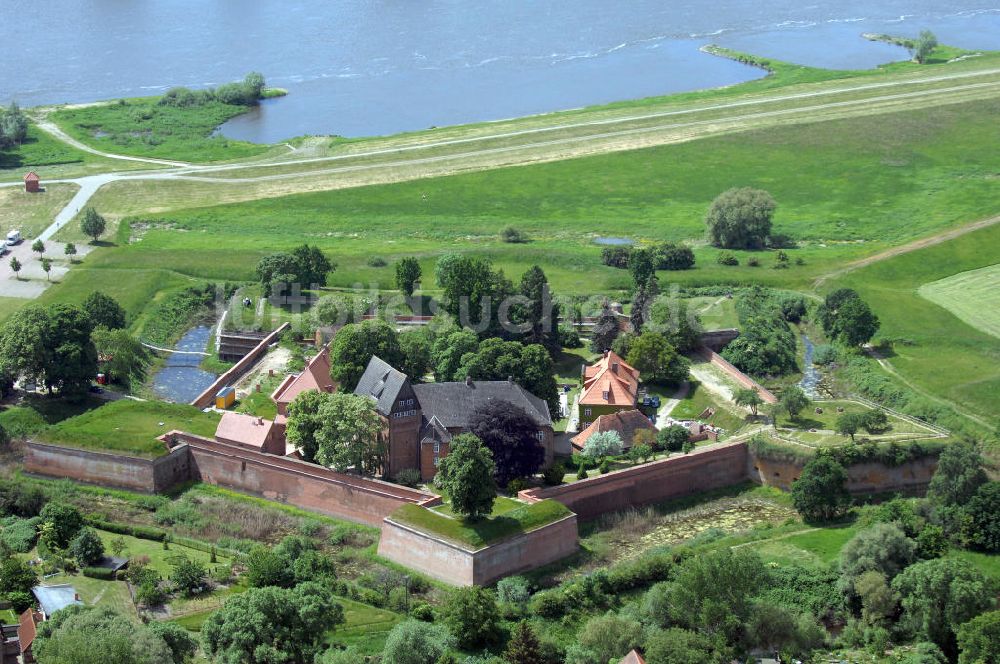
[3,2,999,141]
[149,326,219,404]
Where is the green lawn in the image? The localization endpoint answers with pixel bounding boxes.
[391,499,572,549]
[49,99,272,163]
[0,182,79,239]
[0,394,105,439]
[431,496,523,519]
[39,400,220,457]
[0,297,27,325]
[918,262,1000,340]
[832,221,1000,426]
[92,528,226,576]
[41,572,136,617]
[234,373,283,420]
[326,597,405,654]
[669,378,747,434]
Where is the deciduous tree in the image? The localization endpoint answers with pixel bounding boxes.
[435,434,496,520]
[441,586,502,650]
[626,331,688,385]
[515,265,561,354]
[780,386,809,421]
[83,291,127,329]
[792,456,851,522]
[313,392,385,474]
[395,257,422,297]
[469,401,545,487]
[582,431,623,461]
[70,527,105,566]
[956,610,1000,664]
[836,412,865,441]
[330,318,404,390]
[381,619,455,664]
[92,327,150,387]
[33,605,177,664]
[80,207,107,243]
[734,387,763,417]
[705,187,776,249]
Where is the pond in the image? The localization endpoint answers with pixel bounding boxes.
[799,334,822,398]
[149,325,219,404]
[593,237,635,246]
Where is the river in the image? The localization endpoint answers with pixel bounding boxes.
[3,2,999,141]
[149,325,219,404]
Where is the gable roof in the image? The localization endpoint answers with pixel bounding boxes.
[17,609,41,654]
[581,351,639,407]
[420,415,453,444]
[32,585,82,618]
[23,171,39,182]
[271,346,335,407]
[572,408,656,450]
[215,411,275,449]
[619,650,647,664]
[413,379,552,430]
[354,355,411,417]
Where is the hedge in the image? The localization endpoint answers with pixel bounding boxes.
[82,566,117,580]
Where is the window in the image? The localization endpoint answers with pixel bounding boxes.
[392,409,417,419]
[602,390,610,401]
[536,431,544,441]
[433,456,440,467]
[433,442,440,453]
[584,408,592,417]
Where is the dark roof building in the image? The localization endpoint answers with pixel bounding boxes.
[354,356,555,480]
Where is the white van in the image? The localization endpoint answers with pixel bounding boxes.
[6,230,22,245]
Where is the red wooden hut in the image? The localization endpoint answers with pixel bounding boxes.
[23,172,40,193]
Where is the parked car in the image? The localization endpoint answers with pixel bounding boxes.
[6,230,22,245]
[0,241,8,256]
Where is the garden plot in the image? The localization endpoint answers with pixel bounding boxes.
[918,263,1000,339]
[771,399,945,448]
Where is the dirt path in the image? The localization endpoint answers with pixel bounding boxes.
[655,382,691,427]
[814,213,1000,287]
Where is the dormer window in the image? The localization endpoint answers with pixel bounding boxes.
[602,390,610,401]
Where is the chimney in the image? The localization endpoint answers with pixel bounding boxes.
[257,417,264,425]
[465,376,473,387]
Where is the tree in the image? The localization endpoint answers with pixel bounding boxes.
[39,502,84,548]
[312,392,384,474]
[566,613,644,664]
[655,242,696,271]
[734,387,763,417]
[330,318,404,390]
[657,424,690,452]
[83,291,127,330]
[32,239,45,257]
[33,605,177,664]
[285,390,329,463]
[705,187,776,249]
[960,482,1000,552]
[590,303,620,353]
[662,549,768,645]
[9,257,21,279]
[40,257,51,281]
[245,545,295,589]
[434,254,512,336]
[64,243,77,261]
[626,331,688,385]
[243,71,266,99]
[840,523,918,598]
[169,556,207,597]
[431,328,479,381]
[504,620,543,664]
[441,586,502,650]
[836,412,865,441]
[912,30,939,64]
[256,244,334,293]
[458,338,560,418]
[381,619,455,664]
[957,610,1000,664]
[70,527,105,566]
[892,558,997,656]
[395,257,422,297]
[644,627,729,664]
[92,326,150,387]
[495,576,531,608]
[201,583,344,664]
[469,401,546,487]
[818,289,880,347]
[792,456,850,522]
[399,330,432,382]
[582,431,623,461]
[855,570,899,625]
[80,208,107,243]
[515,265,561,354]
[0,555,38,599]
[0,102,28,148]
[255,252,299,295]
[861,409,889,434]
[780,386,809,422]
[928,440,987,508]
[0,304,98,395]
[628,247,657,289]
[435,434,496,519]
[146,621,198,664]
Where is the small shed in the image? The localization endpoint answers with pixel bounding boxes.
[23,172,40,193]
[215,386,236,410]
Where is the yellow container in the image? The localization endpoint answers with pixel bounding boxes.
[215,387,236,409]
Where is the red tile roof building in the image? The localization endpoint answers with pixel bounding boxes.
[619,650,646,664]
[271,346,335,416]
[214,412,284,455]
[23,171,40,193]
[578,351,640,429]
[17,609,42,662]
[571,408,656,451]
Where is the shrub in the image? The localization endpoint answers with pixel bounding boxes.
[367,256,387,267]
[655,242,695,270]
[716,251,739,266]
[657,425,689,452]
[792,456,851,522]
[81,566,116,581]
[70,527,105,567]
[394,468,422,488]
[0,516,40,552]
[500,227,527,243]
[601,246,631,269]
[599,459,611,474]
[506,477,529,495]
[557,325,583,348]
[496,576,531,607]
[542,462,565,486]
[442,586,502,649]
[747,257,761,267]
[813,345,838,365]
[576,462,589,481]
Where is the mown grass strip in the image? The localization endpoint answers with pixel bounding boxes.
[391,499,572,549]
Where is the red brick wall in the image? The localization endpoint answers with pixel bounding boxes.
[191,323,291,409]
[521,441,749,520]
[24,442,191,493]
[378,513,579,586]
[698,347,777,404]
[747,452,938,495]
[168,432,433,527]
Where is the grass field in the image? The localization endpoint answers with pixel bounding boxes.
[831,221,1000,426]
[0,297,26,325]
[40,399,220,457]
[918,263,1000,339]
[391,499,572,549]
[49,99,272,163]
[0,183,79,239]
